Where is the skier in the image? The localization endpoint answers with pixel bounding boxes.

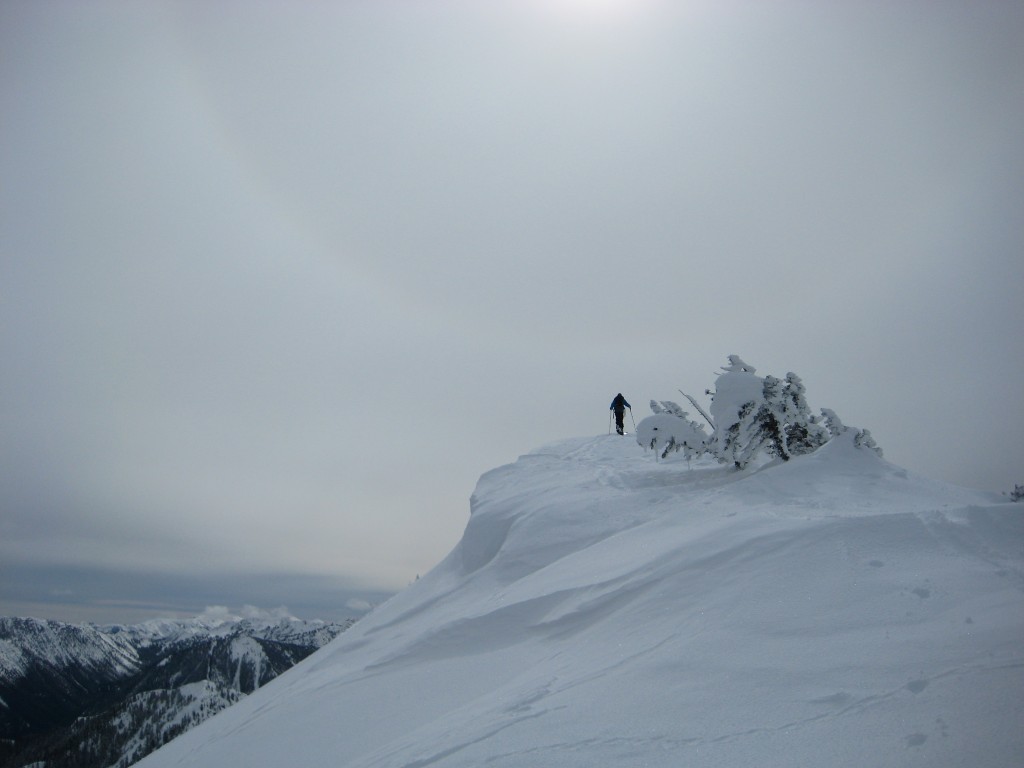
[609,393,631,435]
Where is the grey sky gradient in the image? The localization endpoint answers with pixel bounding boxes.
[2,1,1023,624]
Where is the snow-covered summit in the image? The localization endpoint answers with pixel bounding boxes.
[102,614,347,649]
[0,613,353,768]
[138,435,1023,768]
[0,617,140,683]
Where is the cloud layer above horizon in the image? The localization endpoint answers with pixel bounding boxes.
[2,0,1022,623]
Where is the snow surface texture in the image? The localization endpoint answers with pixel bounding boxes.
[137,435,1023,767]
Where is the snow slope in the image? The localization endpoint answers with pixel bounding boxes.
[137,434,1023,767]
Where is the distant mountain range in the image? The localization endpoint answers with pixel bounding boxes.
[0,614,353,768]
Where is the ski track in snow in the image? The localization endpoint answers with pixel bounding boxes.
[136,434,1024,768]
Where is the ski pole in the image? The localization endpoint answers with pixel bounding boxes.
[629,407,637,431]
[608,411,613,434]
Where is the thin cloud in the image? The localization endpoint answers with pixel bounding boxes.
[2,1,1022,623]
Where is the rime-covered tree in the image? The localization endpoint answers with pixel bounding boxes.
[759,375,792,460]
[729,402,761,468]
[731,375,790,468]
[657,356,881,470]
[709,361,764,467]
[853,428,883,456]
[721,355,757,374]
[820,408,847,437]
[781,373,828,455]
[820,408,882,456]
[650,400,688,419]
[636,407,708,462]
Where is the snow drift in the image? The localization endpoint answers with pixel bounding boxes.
[137,434,1023,767]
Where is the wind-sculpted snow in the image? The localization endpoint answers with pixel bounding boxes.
[137,435,1024,768]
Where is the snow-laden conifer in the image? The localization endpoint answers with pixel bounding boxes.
[654,400,686,419]
[636,410,708,461]
[782,373,829,455]
[749,375,791,464]
[659,357,881,469]
[853,429,883,456]
[721,355,757,374]
[820,408,847,437]
[708,362,764,467]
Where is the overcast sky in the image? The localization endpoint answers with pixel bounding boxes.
[2,0,1022,625]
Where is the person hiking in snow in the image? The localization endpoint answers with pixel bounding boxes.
[610,393,631,435]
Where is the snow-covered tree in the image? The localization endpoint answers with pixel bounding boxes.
[781,373,829,455]
[853,429,883,456]
[756,375,791,461]
[727,375,791,469]
[708,361,764,467]
[636,408,708,461]
[721,355,756,374]
[651,356,881,469]
[820,408,847,437]
[729,402,762,469]
[820,409,883,456]
[649,400,687,419]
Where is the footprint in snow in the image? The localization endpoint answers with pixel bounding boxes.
[905,679,928,694]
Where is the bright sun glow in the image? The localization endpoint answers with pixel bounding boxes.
[558,0,630,12]
[539,0,648,24]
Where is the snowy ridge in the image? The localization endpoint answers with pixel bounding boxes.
[138,435,1023,767]
[0,615,352,768]
[227,637,264,692]
[105,680,244,768]
[0,618,140,683]
[102,616,347,649]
